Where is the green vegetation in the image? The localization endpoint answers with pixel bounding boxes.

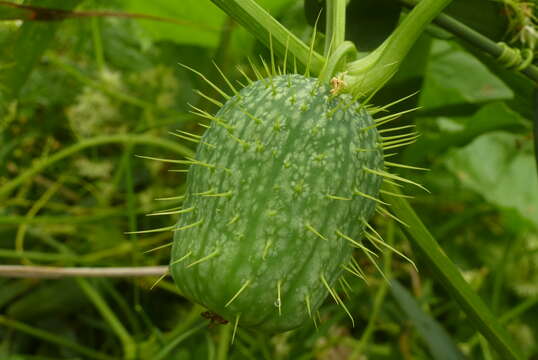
[0,0,537,359]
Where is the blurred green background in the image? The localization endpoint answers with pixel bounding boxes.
[0,0,537,359]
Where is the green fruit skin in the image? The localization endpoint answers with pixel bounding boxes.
[170,74,382,333]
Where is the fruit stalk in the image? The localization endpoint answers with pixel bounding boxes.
[211,0,453,97]
[324,0,347,56]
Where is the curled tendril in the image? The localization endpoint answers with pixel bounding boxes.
[497,42,534,70]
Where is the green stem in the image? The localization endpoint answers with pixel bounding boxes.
[501,296,538,323]
[210,0,325,74]
[0,315,115,360]
[351,221,394,357]
[76,278,136,360]
[15,176,65,264]
[324,0,347,57]
[48,54,154,110]
[382,184,523,360]
[90,0,105,72]
[101,279,142,335]
[399,0,538,82]
[0,210,126,226]
[0,134,193,200]
[319,40,357,82]
[154,321,207,360]
[163,304,205,341]
[0,248,78,262]
[217,324,232,360]
[123,143,141,312]
[345,0,453,96]
[491,236,521,312]
[467,294,538,353]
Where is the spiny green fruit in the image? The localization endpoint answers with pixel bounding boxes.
[170,73,383,333]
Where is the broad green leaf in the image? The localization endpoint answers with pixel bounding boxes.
[121,0,223,47]
[445,131,538,228]
[405,102,527,163]
[121,0,295,48]
[390,280,466,360]
[466,45,535,120]
[0,0,82,100]
[420,40,513,109]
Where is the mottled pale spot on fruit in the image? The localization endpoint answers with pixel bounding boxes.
[170,74,383,334]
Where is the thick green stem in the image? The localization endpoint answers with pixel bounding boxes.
[319,41,356,82]
[345,0,453,97]
[382,184,523,360]
[324,0,347,56]
[210,0,325,74]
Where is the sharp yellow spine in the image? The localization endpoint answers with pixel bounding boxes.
[143,242,173,254]
[170,251,192,266]
[147,206,195,217]
[179,62,230,100]
[363,167,430,193]
[305,222,328,241]
[225,279,252,307]
[125,225,175,235]
[186,249,219,268]
[150,270,169,290]
[336,229,378,257]
[173,218,204,232]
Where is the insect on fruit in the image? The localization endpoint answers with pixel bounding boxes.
[201,311,229,328]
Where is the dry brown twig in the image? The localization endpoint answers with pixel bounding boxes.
[0,265,167,278]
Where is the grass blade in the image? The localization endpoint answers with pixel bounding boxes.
[382,183,523,360]
[390,279,466,360]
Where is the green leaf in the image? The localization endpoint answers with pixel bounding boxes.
[390,279,466,360]
[121,0,295,48]
[405,102,527,163]
[0,0,82,100]
[445,131,538,228]
[465,46,536,120]
[420,40,513,109]
[121,0,224,47]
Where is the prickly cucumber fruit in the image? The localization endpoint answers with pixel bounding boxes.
[170,74,382,333]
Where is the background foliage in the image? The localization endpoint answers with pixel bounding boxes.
[0,0,537,359]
